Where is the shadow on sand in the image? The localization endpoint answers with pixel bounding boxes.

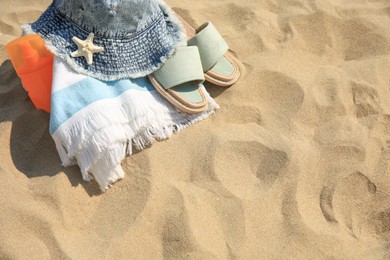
[0,59,101,196]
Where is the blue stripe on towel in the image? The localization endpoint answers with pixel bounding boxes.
[50,77,155,134]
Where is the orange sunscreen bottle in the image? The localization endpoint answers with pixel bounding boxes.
[6,34,53,113]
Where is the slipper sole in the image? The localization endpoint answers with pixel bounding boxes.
[148,75,208,114]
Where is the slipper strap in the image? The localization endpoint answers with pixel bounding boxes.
[153,46,205,90]
[188,22,229,72]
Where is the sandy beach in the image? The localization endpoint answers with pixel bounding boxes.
[1,0,390,258]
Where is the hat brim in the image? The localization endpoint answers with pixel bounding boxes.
[23,1,186,81]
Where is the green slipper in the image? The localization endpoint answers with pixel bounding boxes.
[180,18,241,87]
[148,46,208,114]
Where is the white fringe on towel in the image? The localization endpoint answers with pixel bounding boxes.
[50,58,219,191]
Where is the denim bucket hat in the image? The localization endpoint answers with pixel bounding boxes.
[22,0,186,81]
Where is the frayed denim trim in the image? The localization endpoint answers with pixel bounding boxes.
[23,0,186,81]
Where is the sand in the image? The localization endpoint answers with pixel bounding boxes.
[1,0,390,259]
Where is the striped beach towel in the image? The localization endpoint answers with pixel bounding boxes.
[50,57,219,191]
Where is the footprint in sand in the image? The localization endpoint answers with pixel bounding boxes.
[212,134,289,199]
[304,67,348,125]
[341,19,389,61]
[320,171,376,227]
[4,151,153,258]
[159,185,245,259]
[351,81,382,118]
[308,115,390,243]
[0,13,20,36]
[294,116,369,233]
[62,153,153,257]
[209,70,300,199]
[288,10,389,59]
[217,3,265,54]
[366,115,390,181]
[159,187,217,259]
[223,3,256,31]
[314,116,368,159]
[0,203,71,259]
[309,117,390,259]
[254,71,304,114]
[363,208,390,241]
[330,171,390,242]
[171,7,197,29]
[289,11,332,55]
[247,70,304,128]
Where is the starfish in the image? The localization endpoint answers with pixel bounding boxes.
[71,33,104,65]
